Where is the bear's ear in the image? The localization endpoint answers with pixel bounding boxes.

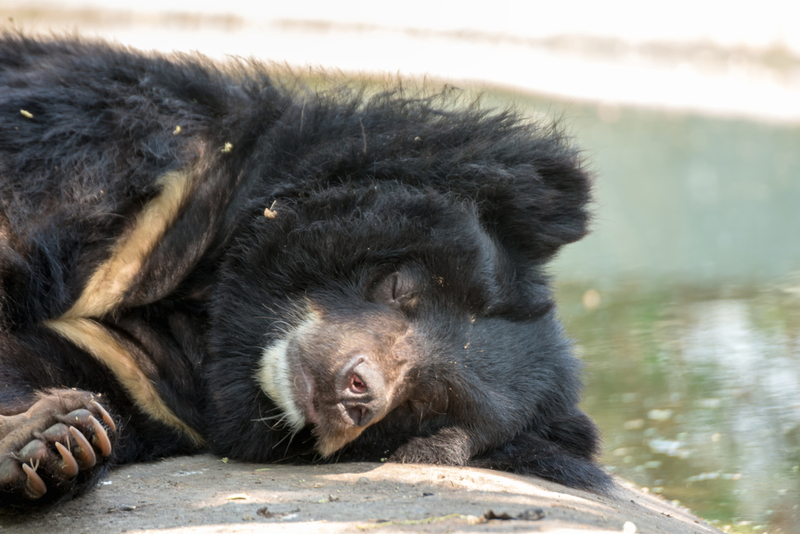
[449,136,593,264]
[479,159,592,263]
[404,107,593,263]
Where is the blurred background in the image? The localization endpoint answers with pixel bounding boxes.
[3,1,799,532]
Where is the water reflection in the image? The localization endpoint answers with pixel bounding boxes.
[558,284,800,533]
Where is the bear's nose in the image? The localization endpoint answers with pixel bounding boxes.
[338,356,387,427]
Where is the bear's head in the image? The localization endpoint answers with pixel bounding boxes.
[204,94,591,461]
[207,177,585,461]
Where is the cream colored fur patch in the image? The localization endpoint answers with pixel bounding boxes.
[44,317,205,447]
[257,312,320,433]
[63,170,195,319]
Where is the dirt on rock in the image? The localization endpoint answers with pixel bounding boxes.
[0,454,721,533]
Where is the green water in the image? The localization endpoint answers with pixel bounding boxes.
[559,284,800,533]
[491,91,800,532]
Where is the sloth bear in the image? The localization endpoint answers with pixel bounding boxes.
[0,34,609,513]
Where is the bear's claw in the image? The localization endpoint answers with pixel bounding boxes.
[21,462,47,499]
[68,426,97,469]
[89,416,112,457]
[91,401,117,432]
[54,442,79,478]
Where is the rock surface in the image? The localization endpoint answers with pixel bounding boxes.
[0,454,720,533]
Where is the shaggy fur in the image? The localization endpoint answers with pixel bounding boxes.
[0,34,609,513]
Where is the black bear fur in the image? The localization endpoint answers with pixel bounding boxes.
[0,33,609,513]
